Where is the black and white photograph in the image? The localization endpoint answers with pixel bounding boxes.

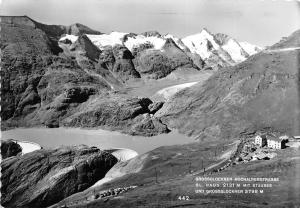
[0,0,300,207]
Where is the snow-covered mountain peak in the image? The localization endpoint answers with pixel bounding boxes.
[182,29,220,59]
[181,29,262,63]
[200,28,214,36]
[86,32,128,50]
[58,26,262,71]
[221,38,249,62]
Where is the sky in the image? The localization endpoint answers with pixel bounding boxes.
[0,0,299,47]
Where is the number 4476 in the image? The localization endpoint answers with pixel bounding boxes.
[178,196,190,200]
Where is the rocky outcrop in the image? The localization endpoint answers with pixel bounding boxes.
[148,102,164,114]
[98,46,115,70]
[129,114,170,136]
[0,16,62,55]
[112,44,141,81]
[62,96,169,136]
[70,34,101,61]
[204,50,233,70]
[122,33,138,42]
[65,23,102,36]
[59,38,72,45]
[162,38,198,69]
[162,38,182,51]
[1,145,117,208]
[186,52,206,69]
[134,39,198,79]
[214,33,232,46]
[131,42,154,57]
[35,78,105,128]
[134,50,175,79]
[98,45,141,81]
[141,31,161,37]
[1,140,22,159]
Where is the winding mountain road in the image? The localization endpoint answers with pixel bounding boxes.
[264,47,300,53]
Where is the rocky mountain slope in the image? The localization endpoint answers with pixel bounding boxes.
[1,140,22,159]
[1,145,117,208]
[270,29,300,50]
[0,15,262,135]
[0,16,166,134]
[156,29,300,139]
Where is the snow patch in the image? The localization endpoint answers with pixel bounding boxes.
[59,34,78,43]
[109,148,138,162]
[222,39,247,62]
[87,32,128,49]
[124,35,166,51]
[15,140,42,155]
[156,82,198,100]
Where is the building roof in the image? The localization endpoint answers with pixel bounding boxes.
[266,134,282,142]
[279,135,289,140]
[256,134,267,139]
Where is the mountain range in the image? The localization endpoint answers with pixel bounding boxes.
[1,15,300,208]
[1,15,298,138]
[0,15,262,134]
[61,26,262,70]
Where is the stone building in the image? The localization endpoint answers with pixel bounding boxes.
[266,135,284,149]
[254,135,267,147]
[255,134,288,149]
